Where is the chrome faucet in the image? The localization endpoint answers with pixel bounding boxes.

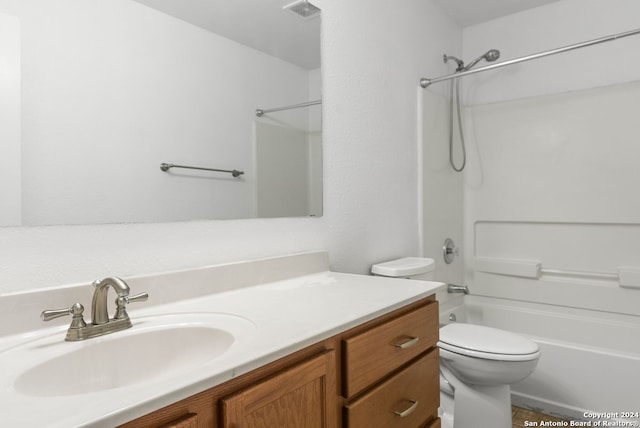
[41,277,148,341]
[447,283,470,294]
[91,277,130,325]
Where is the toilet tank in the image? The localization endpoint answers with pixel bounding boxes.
[371,257,435,281]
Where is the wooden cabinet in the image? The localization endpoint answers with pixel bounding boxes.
[119,339,334,428]
[120,297,438,428]
[159,413,199,428]
[341,300,440,428]
[120,387,216,428]
[221,351,336,428]
[342,303,438,397]
[427,418,442,428]
[344,351,439,427]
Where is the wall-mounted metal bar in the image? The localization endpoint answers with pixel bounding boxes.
[160,163,244,177]
[420,27,640,88]
[256,99,321,117]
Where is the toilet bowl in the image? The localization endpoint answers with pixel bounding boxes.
[438,323,540,428]
[371,258,541,428]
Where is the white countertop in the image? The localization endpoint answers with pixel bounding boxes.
[0,270,443,427]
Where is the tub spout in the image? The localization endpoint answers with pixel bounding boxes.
[447,283,470,294]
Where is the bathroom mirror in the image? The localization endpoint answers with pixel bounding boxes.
[0,0,322,226]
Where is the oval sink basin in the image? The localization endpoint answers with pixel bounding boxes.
[5,313,255,397]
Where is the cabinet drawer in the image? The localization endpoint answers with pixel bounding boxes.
[342,301,438,397]
[159,413,198,428]
[344,350,439,428]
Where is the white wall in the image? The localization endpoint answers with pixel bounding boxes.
[320,0,461,274]
[0,12,20,226]
[460,0,640,315]
[0,0,461,294]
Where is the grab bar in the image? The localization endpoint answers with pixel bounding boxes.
[160,163,244,178]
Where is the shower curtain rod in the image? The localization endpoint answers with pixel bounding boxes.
[256,99,321,117]
[420,27,640,88]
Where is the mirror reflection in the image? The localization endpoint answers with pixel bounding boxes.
[0,0,322,226]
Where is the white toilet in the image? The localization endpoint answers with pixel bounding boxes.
[372,257,541,428]
[438,323,540,428]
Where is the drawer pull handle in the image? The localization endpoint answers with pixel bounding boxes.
[393,400,419,417]
[394,336,419,349]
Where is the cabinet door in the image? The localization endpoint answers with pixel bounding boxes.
[221,351,337,428]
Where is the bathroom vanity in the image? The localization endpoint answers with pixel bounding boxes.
[122,296,440,428]
[0,252,444,427]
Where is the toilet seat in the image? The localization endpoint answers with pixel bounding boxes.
[439,323,540,362]
[439,342,540,361]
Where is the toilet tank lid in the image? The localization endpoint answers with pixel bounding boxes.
[371,257,435,277]
[439,323,540,355]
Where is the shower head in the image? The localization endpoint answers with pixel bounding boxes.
[463,49,501,71]
[443,54,465,72]
[484,49,501,62]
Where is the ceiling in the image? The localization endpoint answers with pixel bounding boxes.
[432,0,562,27]
[133,0,321,69]
[132,0,562,70]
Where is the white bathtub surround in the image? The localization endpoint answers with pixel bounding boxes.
[420,89,465,286]
[418,1,640,418]
[0,251,444,428]
[461,80,640,381]
[618,267,640,289]
[474,258,541,279]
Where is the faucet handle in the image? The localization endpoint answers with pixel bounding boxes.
[114,292,149,320]
[125,292,149,304]
[41,303,87,328]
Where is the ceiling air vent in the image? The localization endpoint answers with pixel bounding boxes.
[282,0,321,20]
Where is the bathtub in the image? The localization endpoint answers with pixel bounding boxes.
[438,294,640,424]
